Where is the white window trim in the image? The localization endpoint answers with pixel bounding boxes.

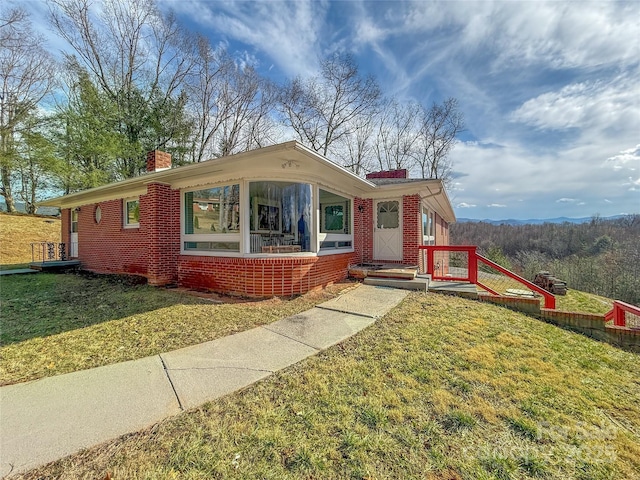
[123,197,140,228]
[317,186,354,254]
[181,183,242,254]
[179,180,355,257]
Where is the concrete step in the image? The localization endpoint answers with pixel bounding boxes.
[364,276,428,291]
[366,268,417,280]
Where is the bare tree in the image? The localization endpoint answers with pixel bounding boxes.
[333,113,376,175]
[216,64,278,157]
[0,7,55,212]
[49,0,196,177]
[374,98,421,171]
[278,52,381,157]
[413,97,465,182]
[187,38,279,161]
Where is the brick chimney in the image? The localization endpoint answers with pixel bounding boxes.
[365,168,408,180]
[146,150,171,173]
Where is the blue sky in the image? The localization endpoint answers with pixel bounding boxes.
[24,0,640,220]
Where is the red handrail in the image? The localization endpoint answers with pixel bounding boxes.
[419,245,556,309]
[605,301,640,328]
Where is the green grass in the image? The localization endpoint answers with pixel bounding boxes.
[0,263,30,271]
[555,289,613,314]
[15,292,640,480]
[0,272,356,385]
[477,278,614,315]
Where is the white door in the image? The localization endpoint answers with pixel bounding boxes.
[70,209,78,257]
[374,199,402,261]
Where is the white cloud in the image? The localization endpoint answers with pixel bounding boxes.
[556,198,578,203]
[605,145,640,171]
[510,74,639,132]
[487,204,506,208]
[167,0,330,77]
[456,202,477,208]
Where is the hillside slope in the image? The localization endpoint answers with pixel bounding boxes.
[0,213,61,265]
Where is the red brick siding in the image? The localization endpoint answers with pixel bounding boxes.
[354,197,373,264]
[178,252,357,297]
[402,194,421,266]
[435,212,450,246]
[146,150,171,172]
[365,169,408,179]
[74,198,149,275]
[145,184,180,285]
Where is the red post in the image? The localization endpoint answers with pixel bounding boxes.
[468,246,478,284]
[614,303,626,327]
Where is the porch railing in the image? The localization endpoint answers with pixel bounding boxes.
[31,242,68,263]
[419,245,556,309]
[605,301,640,329]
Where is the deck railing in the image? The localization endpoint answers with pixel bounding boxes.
[605,301,640,329]
[419,245,556,309]
[31,242,68,263]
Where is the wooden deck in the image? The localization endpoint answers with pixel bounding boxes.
[29,260,81,272]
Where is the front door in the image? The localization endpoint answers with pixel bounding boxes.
[374,199,402,261]
[70,209,78,257]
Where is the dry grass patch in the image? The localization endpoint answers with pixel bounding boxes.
[15,293,640,479]
[0,213,60,265]
[0,272,357,385]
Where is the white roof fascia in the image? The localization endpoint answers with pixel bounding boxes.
[39,141,377,208]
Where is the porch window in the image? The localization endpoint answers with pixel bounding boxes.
[422,207,435,245]
[319,189,353,250]
[124,198,140,228]
[183,184,240,252]
[377,201,399,229]
[249,181,312,253]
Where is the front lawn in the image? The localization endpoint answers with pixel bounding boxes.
[15,292,640,479]
[0,272,355,385]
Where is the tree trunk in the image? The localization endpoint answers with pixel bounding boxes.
[1,166,16,212]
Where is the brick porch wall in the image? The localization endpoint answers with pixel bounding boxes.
[402,194,421,266]
[146,184,180,285]
[354,197,373,264]
[178,252,357,297]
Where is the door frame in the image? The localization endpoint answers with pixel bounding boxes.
[70,209,78,258]
[373,198,403,261]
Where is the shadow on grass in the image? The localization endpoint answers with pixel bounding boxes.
[0,271,212,345]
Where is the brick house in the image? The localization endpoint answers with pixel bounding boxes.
[41,141,455,296]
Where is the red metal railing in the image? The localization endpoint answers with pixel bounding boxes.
[605,301,640,329]
[419,245,556,309]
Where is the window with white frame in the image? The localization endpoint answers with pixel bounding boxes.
[124,198,140,227]
[249,181,312,253]
[422,207,434,245]
[319,189,352,250]
[183,184,240,252]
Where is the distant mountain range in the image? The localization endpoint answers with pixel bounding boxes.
[457,215,628,226]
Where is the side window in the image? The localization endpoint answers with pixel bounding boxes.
[124,198,140,228]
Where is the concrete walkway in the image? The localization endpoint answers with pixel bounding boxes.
[0,285,408,477]
[0,269,38,276]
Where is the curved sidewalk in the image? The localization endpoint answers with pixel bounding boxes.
[0,285,408,477]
